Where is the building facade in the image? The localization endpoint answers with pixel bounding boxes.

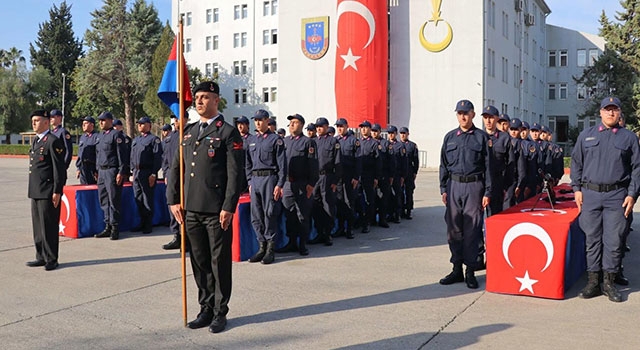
[172,0,603,168]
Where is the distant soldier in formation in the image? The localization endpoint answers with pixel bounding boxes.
[503,118,526,208]
[49,109,73,170]
[130,117,162,234]
[400,127,419,219]
[306,123,317,139]
[358,121,381,233]
[334,118,360,238]
[371,123,392,228]
[235,116,251,193]
[161,121,181,250]
[387,125,407,223]
[76,116,99,185]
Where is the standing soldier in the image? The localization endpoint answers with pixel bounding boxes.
[387,125,407,223]
[519,122,541,201]
[481,105,511,216]
[335,118,361,239]
[309,117,342,245]
[94,112,130,240]
[503,118,526,208]
[130,117,162,234]
[571,96,640,303]
[76,116,99,185]
[400,127,419,219]
[167,81,244,333]
[371,123,392,228]
[277,114,319,255]
[161,121,181,250]
[113,119,132,176]
[49,109,73,170]
[439,100,492,289]
[27,110,67,271]
[235,116,251,193]
[358,121,381,233]
[245,109,286,264]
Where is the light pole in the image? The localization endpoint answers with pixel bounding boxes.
[61,73,66,127]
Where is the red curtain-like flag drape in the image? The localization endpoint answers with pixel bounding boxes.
[334,0,388,127]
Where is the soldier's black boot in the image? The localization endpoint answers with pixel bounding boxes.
[110,225,119,240]
[615,266,629,286]
[579,271,602,299]
[299,237,309,256]
[439,264,464,285]
[465,267,479,289]
[323,230,333,246]
[308,232,323,244]
[345,221,354,239]
[275,239,298,253]
[162,234,181,250]
[405,209,413,220]
[603,272,622,302]
[95,224,111,238]
[249,242,267,263]
[261,241,276,265]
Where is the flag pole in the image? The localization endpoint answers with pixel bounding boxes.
[177,17,188,327]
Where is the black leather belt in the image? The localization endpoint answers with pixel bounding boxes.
[252,169,277,176]
[99,165,117,170]
[583,182,626,192]
[451,174,483,183]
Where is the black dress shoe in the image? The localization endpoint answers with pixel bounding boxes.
[26,260,46,267]
[187,308,213,329]
[130,225,143,232]
[345,230,354,239]
[44,261,59,271]
[94,226,111,238]
[379,221,390,228]
[465,272,478,289]
[275,242,298,253]
[208,315,227,333]
[299,247,309,256]
[361,225,370,233]
[163,236,181,250]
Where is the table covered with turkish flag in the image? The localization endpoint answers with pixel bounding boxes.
[485,185,587,299]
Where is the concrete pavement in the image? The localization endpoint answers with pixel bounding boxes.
[0,157,639,349]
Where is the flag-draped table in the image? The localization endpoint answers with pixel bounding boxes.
[485,185,586,299]
[59,182,170,238]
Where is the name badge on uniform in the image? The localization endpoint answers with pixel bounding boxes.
[208,148,216,158]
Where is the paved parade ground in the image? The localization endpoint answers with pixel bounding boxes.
[1,157,639,349]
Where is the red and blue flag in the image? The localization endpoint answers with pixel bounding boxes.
[157,37,193,118]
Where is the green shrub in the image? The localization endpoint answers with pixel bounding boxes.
[0,144,78,156]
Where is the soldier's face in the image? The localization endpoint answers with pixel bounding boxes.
[371,130,380,138]
[237,123,249,134]
[497,120,509,131]
[316,125,328,136]
[508,128,520,138]
[360,126,371,137]
[289,119,303,135]
[400,132,408,141]
[520,129,529,139]
[307,130,316,137]
[50,115,62,127]
[482,114,497,131]
[32,116,49,134]
[600,106,621,128]
[457,110,475,130]
[100,119,113,130]
[388,132,397,141]
[254,117,269,133]
[194,91,220,117]
[162,130,169,138]
[82,121,94,133]
[268,124,276,132]
[540,131,549,141]
[530,130,540,140]
[138,122,151,133]
[337,125,348,136]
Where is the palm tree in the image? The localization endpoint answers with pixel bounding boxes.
[0,47,26,68]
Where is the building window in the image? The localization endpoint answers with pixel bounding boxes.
[532,75,536,97]
[185,38,192,52]
[559,50,568,66]
[234,89,240,104]
[271,58,277,73]
[205,63,212,77]
[559,83,568,100]
[272,0,278,15]
[233,61,240,75]
[548,51,556,67]
[577,84,586,100]
[213,35,219,50]
[242,4,248,18]
[487,48,495,77]
[241,60,247,75]
[263,58,269,73]
[532,40,537,61]
[271,87,277,102]
[263,1,270,16]
[523,71,528,93]
[206,36,212,51]
[241,32,247,47]
[501,57,508,84]
[233,33,240,48]
[502,11,509,38]
[263,87,270,102]
[234,5,240,20]
[212,62,219,75]
[589,49,599,66]
[206,9,212,23]
[271,29,278,44]
[263,30,270,45]
[577,49,586,67]
[548,84,556,100]
[242,89,248,104]
[524,32,529,54]
[186,12,192,26]
[213,8,219,22]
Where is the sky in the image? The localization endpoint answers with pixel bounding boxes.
[0,0,624,64]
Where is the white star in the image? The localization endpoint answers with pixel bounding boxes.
[340,47,361,71]
[515,271,538,294]
[59,221,66,235]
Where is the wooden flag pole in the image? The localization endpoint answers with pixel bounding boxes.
[177,18,188,327]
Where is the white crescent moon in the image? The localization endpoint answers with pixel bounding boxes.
[61,194,70,222]
[336,0,376,49]
[502,222,554,272]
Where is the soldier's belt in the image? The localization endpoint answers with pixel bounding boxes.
[583,182,627,193]
[252,169,277,176]
[99,165,118,170]
[451,174,483,183]
[319,169,335,175]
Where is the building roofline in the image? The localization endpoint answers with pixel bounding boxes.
[536,0,552,15]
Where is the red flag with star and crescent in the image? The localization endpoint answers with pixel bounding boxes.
[334,0,388,127]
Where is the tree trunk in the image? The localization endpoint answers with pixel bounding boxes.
[123,92,135,139]
[5,133,11,145]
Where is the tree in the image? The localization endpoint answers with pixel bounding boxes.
[188,67,227,113]
[0,47,26,68]
[72,0,162,137]
[143,23,174,124]
[29,1,83,127]
[0,49,32,143]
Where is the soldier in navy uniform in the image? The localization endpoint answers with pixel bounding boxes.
[277,128,286,138]
[481,105,511,216]
[161,122,181,250]
[400,127,419,219]
[497,113,510,133]
[387,125,407,223]
[371,123,392,228]
[334,118,361,239]
[519,122,541,201]
[76,116,99,185]
[504,118,526,208]
[529,123,551,190]
[541,127,565,182]
[167,81,244,333]
[113,119,132,175]
[571,96,640,303]
[277,114,319,255]
[49,109,73,170]
[359,121,382,233]
[94,112,130,240]
[130,117,162,234]
[309,117,341,245]
[439,100,492,289]
[268,118,277,133]
[245,109,287,264]
[27,110,67,271]
[235,116,251,194]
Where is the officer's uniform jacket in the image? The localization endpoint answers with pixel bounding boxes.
[28,131,67,199]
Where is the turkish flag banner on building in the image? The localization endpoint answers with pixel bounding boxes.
[485,189,584,300]
[335,0,388,127]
